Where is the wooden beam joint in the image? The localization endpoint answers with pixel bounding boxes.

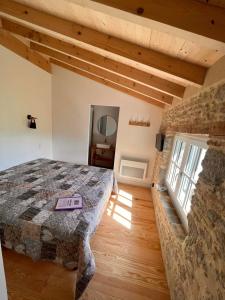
[1,18,185,98]
[31,41,172,105]
[0,28,51,73]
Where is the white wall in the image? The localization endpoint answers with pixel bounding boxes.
[183,55,225,99]
[52,65,163,186]
[0,46,53,170]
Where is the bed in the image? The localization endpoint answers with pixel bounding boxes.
[0,158,116,299]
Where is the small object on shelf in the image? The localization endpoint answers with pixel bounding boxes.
[129,120,150,127]
[96,143,111,149]
[55,194,83,211]
[155,184,167,192]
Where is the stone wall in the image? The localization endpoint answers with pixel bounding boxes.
[152,81,225,300]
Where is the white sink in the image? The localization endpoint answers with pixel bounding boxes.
[96,143,111,149]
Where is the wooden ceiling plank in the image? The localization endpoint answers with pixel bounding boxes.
[0,0,207,84]
[1,18,185,98]
[31,41,172,105]
[50,58,165,108]
[0,28,51,73]
[91,0,225,43]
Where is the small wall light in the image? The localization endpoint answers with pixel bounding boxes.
[27,114,37,129]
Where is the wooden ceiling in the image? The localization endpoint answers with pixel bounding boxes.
[0,0,225,108]
[197,0,225,9]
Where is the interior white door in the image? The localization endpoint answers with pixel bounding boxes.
[0,242,8,300]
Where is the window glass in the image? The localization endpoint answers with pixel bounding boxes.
[177,174,190,206]
[172,140,185,166]
[184,144,199,177]
[166,135,207,230]
[171,165,180,191]
[167,140,186,191]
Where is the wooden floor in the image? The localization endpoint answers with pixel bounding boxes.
[3,184,170,300]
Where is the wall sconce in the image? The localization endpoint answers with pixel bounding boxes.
[27,114,37,129]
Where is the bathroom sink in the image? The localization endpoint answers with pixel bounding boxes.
[96,143,111,149]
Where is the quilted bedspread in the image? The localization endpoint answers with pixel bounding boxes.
[0,158,116,299]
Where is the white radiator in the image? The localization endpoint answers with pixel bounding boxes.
[119,159,148,180]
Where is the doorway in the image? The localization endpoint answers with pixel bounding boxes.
[89,105,120,169]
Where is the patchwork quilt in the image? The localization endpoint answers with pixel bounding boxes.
[0,158,116,299]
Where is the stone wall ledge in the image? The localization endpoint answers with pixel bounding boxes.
[154,188,186,241]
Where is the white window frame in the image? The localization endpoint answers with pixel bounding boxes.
[166,134,208,231]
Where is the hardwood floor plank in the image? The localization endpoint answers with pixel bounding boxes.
[89,273,170,300]
[91,238,163,267]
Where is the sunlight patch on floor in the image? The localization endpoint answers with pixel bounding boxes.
[117,194,132,207]
[118,189,133,201]
[114,205,131,221]
[112,212,131,229]
[107,189,133,229]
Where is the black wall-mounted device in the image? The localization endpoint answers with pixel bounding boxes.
[155,133,165,152]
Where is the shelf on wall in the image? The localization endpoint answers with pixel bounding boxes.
[129,120,150,127]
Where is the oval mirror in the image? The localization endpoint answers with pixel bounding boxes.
[97,115,117,137]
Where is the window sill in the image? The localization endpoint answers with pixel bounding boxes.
[154,188,186,241]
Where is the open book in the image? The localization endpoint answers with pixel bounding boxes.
[55,193,83,211]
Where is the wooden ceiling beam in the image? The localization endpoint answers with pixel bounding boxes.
[0,28,51,73]
[50,58,165,108]
[92,0,225,43]
[1,18,185,98]
[31,42,173,105]
[0,0,207,85]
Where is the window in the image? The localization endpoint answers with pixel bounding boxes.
[166,134,207,230]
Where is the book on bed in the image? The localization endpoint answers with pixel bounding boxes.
[55,194,83,210]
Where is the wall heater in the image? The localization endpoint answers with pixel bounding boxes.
[119,159,148,180]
